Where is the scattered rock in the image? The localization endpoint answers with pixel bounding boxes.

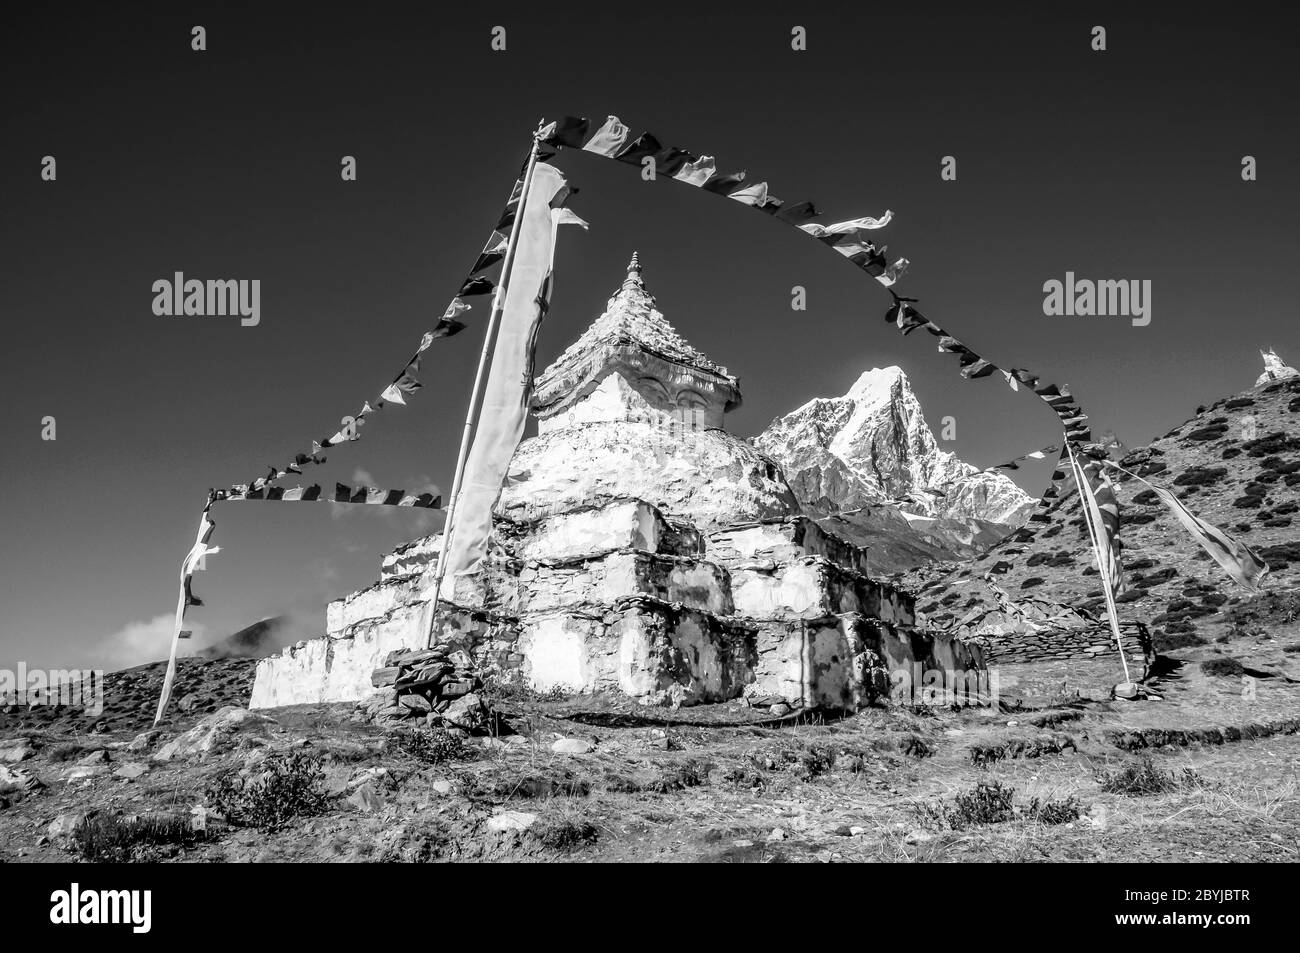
[346,783,385,813]
[398,693,433,714]
[904,830,934,845]
[346,767,393,793]
[126,731,158,753]
[0,764,43,800]
[0,739,35,763]
[431,779,454,795]
[644,728,673,750]
[769,703,792,717]
[46,811,88,847]
[442,693,487,732]
[113,762,149,780]
[486,810,537,833]
[766,827,787,842]
[551,738,593,755]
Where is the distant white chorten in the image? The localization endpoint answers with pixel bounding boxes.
[1256,347,1299,387]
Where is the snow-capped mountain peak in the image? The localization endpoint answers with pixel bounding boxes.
[754,367,1033,527]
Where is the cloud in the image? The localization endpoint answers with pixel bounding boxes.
[93,613,207,671]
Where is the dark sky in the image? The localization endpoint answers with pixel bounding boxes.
[2,3,1297,671]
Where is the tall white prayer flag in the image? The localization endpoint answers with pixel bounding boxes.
[433,162,570,597]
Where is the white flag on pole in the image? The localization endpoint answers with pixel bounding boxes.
[433,162,570,597]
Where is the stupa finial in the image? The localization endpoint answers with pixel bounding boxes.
[622,251,643,292]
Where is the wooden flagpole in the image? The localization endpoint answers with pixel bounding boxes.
[1066,442,1133,686]
[424,126,545,648]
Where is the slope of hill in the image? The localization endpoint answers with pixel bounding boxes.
[908,373,1300,656]
[197,616,291,660]
[0,658,256,735]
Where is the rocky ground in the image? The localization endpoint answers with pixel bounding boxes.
[3,594,1298,863]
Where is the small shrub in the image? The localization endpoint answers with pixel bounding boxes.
[1023,795,1085,825]
[641,759,712,794]
[536,817,600,851]
[1174,467,1228,487]
[481,679,571,704]
[1184,424,1229,442]
[1153,630,1206,651]
[947,780,1017,829]
[45,742,88,763]
[72,813,204,863]
[1200,657,1245,677]
[1134,567,1178,588]
[1097,757,1195,796]
[205,751,329,831]
[911,780,1018,831]
[1259,542,1300,567]
[388,728,475,765]
[1244,432,1300,457]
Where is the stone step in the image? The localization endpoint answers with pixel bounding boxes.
[517,550,733,615]
[498,498,704,562]
[334,560,520,633]
[707,517,872,577]
[729,555,915,625]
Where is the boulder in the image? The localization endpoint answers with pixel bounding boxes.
[46,811,88,846]
[126,731,158,753]
[0,739,35,763]
[0,764,43,797]
[442,693,487,731]
[153,707,276,762]
[346,783,385,813]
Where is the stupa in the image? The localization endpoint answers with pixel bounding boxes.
[251,254,986,710]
